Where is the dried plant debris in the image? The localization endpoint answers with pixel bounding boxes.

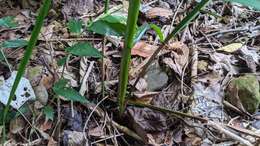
[1,0,260,145]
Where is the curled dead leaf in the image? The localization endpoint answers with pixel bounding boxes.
[131,41,157,58]
[146,7,173,19]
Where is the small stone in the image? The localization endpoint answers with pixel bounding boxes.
[226,74,260,114]
[145,62,168,91]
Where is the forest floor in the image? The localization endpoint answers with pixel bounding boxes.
[0,0,260,145]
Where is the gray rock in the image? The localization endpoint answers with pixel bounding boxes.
[145,61,168,91]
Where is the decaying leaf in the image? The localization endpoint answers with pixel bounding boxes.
[131,41,157,58]
[9,116,25,134]
[163,42,189,76]
[126,106,168,134]
[146,7,173,19]
[217,43,243,52]
[63,130,85,146]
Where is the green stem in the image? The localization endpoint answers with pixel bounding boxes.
[2,0,51,142]
[105,0,110,13]
[118,0,140,115]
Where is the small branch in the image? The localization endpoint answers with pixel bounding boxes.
[38,37,102,42]
[112,121,144,142]
[207,121,254,146]
[79,61,95,96]
[128,100,208,122]
[195,25,260,43]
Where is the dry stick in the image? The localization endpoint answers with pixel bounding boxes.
[91,134,124,145]
[195,25,260,43]
[129,100,254,146]
[112,121,143,142]
[133,0,210,87]
[38,37,102,42]
[83,96,109,142]
[128,100,208,122]
[79,61,95,95]
[226,124,260,139]
[208,121,254,146]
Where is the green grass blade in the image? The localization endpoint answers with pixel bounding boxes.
[105,0,110,13]
[2,0,51,142]
[164,0,210,43]
[118,0,140,115]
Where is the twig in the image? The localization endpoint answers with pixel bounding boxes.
[169,0,184,33]
[190,44,198,84]
[79,61,95,96]
[226,124,260,139]
[207,121,254,146]
[195,25,260,43]
[91,134,124,145]
[38,37,102,42]
[83,96,109,142]
[128,100,208,122]
[112,121,143,142]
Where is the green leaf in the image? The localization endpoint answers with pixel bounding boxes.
[1,39,28,49]
[0,51,4,61]
[134,23,150,43]
[88,13,127,36]
[67,19,83,36]
[226,0,260,10]
[43,106,54,121]
[57,56,68,66]
[66,42,102,58]
[134,23,164,43]
[0,16,17,28]
[15,104,30,118]
[53,79,88,104]
[150,24,164,42]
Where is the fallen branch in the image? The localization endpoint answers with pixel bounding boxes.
[128,100,208,122]
[208,121,254,146]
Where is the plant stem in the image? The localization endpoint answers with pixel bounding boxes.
[105,0,110,13]
[118,0,140,115]
[133,0,210,87]
[2,0,51,142]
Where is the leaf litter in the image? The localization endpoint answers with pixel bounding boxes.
[0,0,260,145]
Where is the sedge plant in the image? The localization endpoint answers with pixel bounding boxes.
[118,0,141,115]
[2,0,51,142]
[118,0,211,114]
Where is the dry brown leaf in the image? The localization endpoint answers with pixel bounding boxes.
[88,126,105,137]
[146,7,173,19]
[40,121,53,131]
[41,74,55,89]
[131,41,157,57]
[39,24,55,40]
[47,137,58,146]
[163,42,189,76]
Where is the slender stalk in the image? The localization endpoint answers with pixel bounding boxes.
[102,0,109,99]
[104,0,110,13]
[133,0,210,87]
[118,0,140,115]
[2,0,51,142]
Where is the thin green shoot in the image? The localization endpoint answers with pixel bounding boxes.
[118,0,141,115]
[1,0,51,142]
